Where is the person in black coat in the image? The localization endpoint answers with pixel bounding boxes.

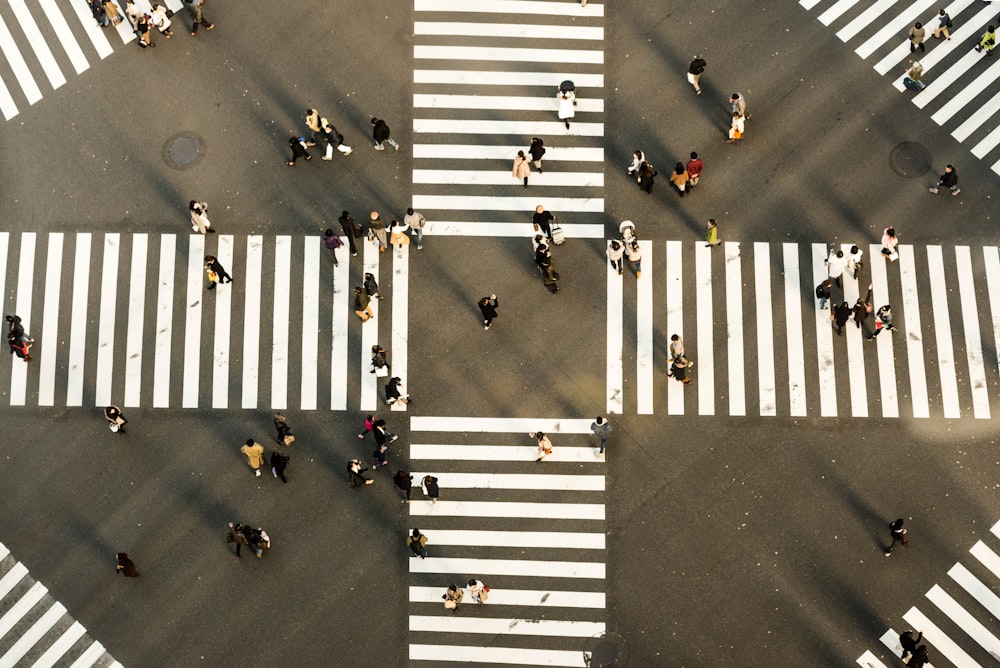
[832,301,851,336]
[287,136,311,166]
[479,294,498,330]
[338,210,363,257]
[899,630,922,663]
[394,470,413,504]
[371,117,399,150]
[115,552,138,577]
[421,475,440,505]
[637,161,657,193]
[271,450,289,483]
[528,137,546,173]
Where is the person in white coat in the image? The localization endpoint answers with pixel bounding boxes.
[151,4,172,36]
[557,88,576,130]
[189,200,214,234]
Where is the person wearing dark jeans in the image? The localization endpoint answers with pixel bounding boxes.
[885,518,907,556]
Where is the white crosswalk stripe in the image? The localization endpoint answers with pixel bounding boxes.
[0,541,117,667]
[800,0,1000,175]
[407,416,605,666]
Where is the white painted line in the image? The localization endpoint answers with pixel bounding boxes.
[818,0,861,26]
[409,500,604,520]
[0,71,17,119]
[182,235,205,408]
[800,0,822,8]
[782,244,806,416]
[390,245,409,413]
[425,222,605,238]
[813,244,837,417]
[412,169,604,187]
[416,0,603,14]
[408,529,605,548]
[37,233,62,406]
[1,601,65,666]
[67,641,109,668]
[410,417,595,433]
[880,627,903,658]
[841,243,867,418]
[857,649,890,667]
[725,242,745,416]
[901,606,980,667]
[926,583,1000,657]
[953,83,1000,141]
[409,557,605,579]
[869,245,898,418]
[636,240,653,414]
[271,236,291,410]
[898,245,929,418]
[331,238,350,410]
[152,235,175,408]
[123,234,147,407]
[414,118,605,137]
[411,444,604,463]
[607,247,623,414]
[855,0,938,59]
[66,0,113,59]
[66,234,89,406]
[932,57,1000,124]
[37,0,89,75]
[415,21,603,40]
[212,235,233,409]
[926,246,960,418]
[974,538,1000,576]
[10,233,35,406]
[993,155,1000,178]
[0,581,47,640]
[665,241,684,414]
[754,242,776,416]
[0,562,28,601]
[414,45,603,64]
[242,236,263,409]
[984,248,1000,382]
[360,240,380,411]
[409,472,605,491]
[0,15,42,104]
[836,0,896,42]
[300,238,320,410]
[696,244,714,415]
[413,196,605,214]
[409,615,604,637]
[410,644,587,667]
[414,94,604,113]
[8,0,65,89]
[955,246,990,418]
[972,123,1000,159]
[886,1,992,81]
[414,70,604,88]
[409,586,605,608]
[31,620,86,668]
[950,562,1000,621]
[413,144,604,162]
[911,49,981,108]
[0,542,8,560]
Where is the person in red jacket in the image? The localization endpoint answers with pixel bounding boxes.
[686,152,704,189]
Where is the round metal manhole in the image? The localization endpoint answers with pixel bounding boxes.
[889,142,932,178]
[163,132,205,170]
[589,632,629,667]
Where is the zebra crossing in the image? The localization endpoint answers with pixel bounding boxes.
[799,0,1000,176]
[857,518,1000,667]
[412,0,606,240]
[0,231,407,412]
[608,240,1000,420]
[0,541,119,667]
[407,416,606,667]
[0,0,189,121]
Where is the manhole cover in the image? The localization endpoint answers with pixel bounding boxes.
[163,133,205,170]
[889,142,931,178]
[590,632,629,667]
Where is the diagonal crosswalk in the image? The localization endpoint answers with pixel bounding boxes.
[800,0,1000,175]
[407,416,606,667]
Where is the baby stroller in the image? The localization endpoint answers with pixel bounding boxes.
[619,220,637,246]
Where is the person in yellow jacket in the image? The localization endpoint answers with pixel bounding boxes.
[240,439,265,477]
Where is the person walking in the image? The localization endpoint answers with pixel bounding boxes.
[607,240,624,275]
[532,205,555,241]
[189,200,214,234]
[881,226,899,259]
[373,418,398,448]
[357,414,376,439]
[626,150,645,176]
[339,210,363,257]
[183,0,214,35]
[899,630,923,663]
[908,21,926,52]
[815,278,832,310]
[846,245,864,279]
[407,529,428,559]
[321,119,353,159]
[478,294,499,330]
[667,355,693,385]
[705,219,721,247]
[389,219,411,256]
[371,117,399,150]
[730,92,748,118]
[686,152,704,189]
[687,55,706,94]
[933,9,951,39]
[354,287,373,322]
[532,431,553,462]
[370,344,390,376]
[393,470,413,503]
[124,0,141,29]
[7,333,31,363]
[536,245,559,293]
[421,474,440,504]
[852,295,871,330]
[831,301,851,336]
[669,334,686,363]
[637,161,657,193]
[826,249,846,288]
[727,112,745,142]
[205,255,232,290]
[240,439,265,477]
[348,459,374,486]
[669,162,689,197]
[227,522,250,557]
[287,136,311,166]
[903,60,926,91]
[321,229,342,267]
[372,443,388,471]
[105,406,127,434]
[928,164,960,195]
[443,584,463,613]
[150,5,172,37]
[104,0,123,26]
[975,25,996,54]
[136,13,154,47]
[591,416,612,458]
[404,208,427,250]
[885,518,908,556]
[115,552,138,577]
[468,579,489,605]
[244,526,270,558]
[908,645,930,668]
[528,137,546,173]
[91,0,109,27]
[274,413,294,445]
[513,150,531,188]
[368,212,388,252]
[270,450,289,483]
[626,239,643,279]
[304,109,322,146]
[385,376,410,405]
[6,314,23,339]
[867,305,896,340]
[557,86,575,129]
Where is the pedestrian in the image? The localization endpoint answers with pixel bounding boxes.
[240,439,265,477]
[899,630,923,663]
[115,552,138,577]
[8,333,31,363]
[274,412,294,445]
[669,162,689,197]
[669,334,685,362]
[885,518,908,556]
[371,117,399,151]
[637,161,657,193]
[536,244,560,293]
[726,112,745,142]
[467,579,489,605]
[385,376,411,405]
[389,219,411,255]
[104,0,123,25]
[136,13,154,47]
[287,136,311,166]
[881,226,899,259]
[626,239,642,279]
[183,0,213,35]
[532,431,553,462]
[443,584,463,613]
[407,529,428,559]
[908,645,930,668]
[150,5,172,37]
[339,210,363,257]
[908,21,926,52]
[687,55,706,94]
[513,150,531,188]
[666,355,693,385]
[705,219,721,247]
[975,25,996,54]
[903,60,926,91]
[244,526,270,558]
[354,287,373,322]
[591,416,612,458]
[928,164,960,195]
[124,0,140,29]
[478,294,499,330]
[270,450,289,483]
[6,314,23,339]
[556,86,575,129]
[372,443,388,471]
[607,240,624,275]
[373,419,398,447]
[528,137,546,173]
[189,200,214,234]
[304,109,321,146]
[831,301,851,336]
[421,474,440,504]
[368,211,388,252]
[226,522,249,557]
[815,278,832,310]
[357,414,375,439]
[105,405,127,434]
[321,119,353,158]
[933,9,951,39]
[852,296,871,329]
[826,249,846,288]
[321,229,342,267]
[686,152,704,189]
[626,150,645,176]
[404,208,427,250]
[348,459,374,486]
[867,305,895,340]
[730,92,748,118]
[370,344,390,376]
[532,205,555,241]
[846,245,864,279]
[393,469,413,503]
[205,255,233,291]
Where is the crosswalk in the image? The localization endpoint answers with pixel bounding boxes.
[0,0,190,121]
[857,518,1000,667]
[800,0,1000,175]
[0,541,119,667]
[0,232,407,411]
[407,416,606,667]
[608,241,1000,420]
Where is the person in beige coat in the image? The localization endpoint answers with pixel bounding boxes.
[241,439,265,477]
[513,150,531,188]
